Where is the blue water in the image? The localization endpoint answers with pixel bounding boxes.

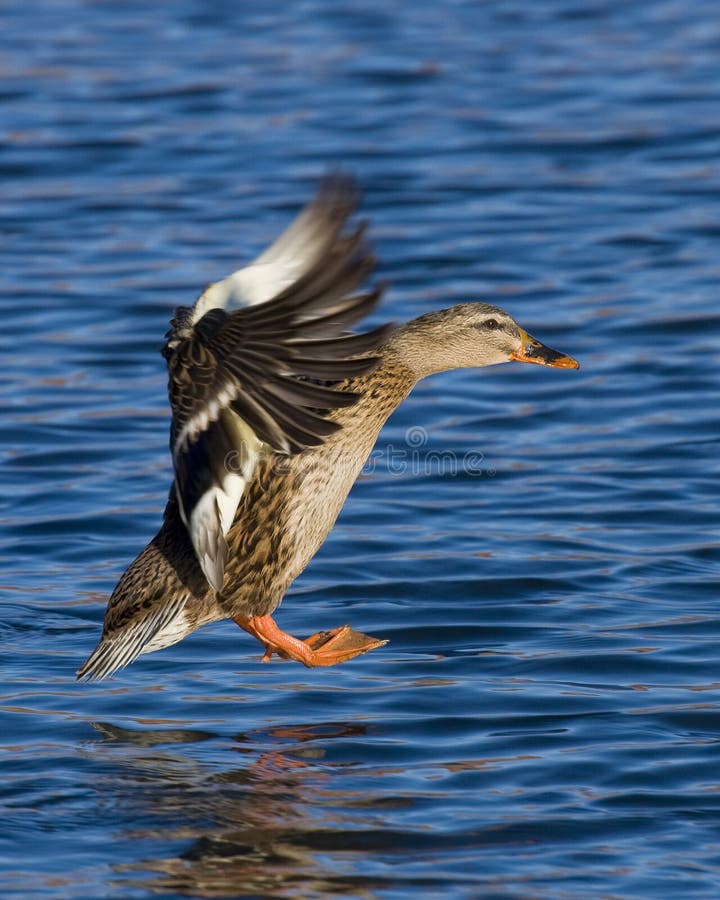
[2,1,720,897]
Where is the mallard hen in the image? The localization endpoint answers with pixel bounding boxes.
[78,177,578,680]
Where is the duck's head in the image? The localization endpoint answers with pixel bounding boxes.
[389,302,579,379]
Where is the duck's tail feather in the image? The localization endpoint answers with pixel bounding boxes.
[76,593,189,681]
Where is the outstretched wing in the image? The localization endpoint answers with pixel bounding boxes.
[191,175,365,317]
[163,176,391,591]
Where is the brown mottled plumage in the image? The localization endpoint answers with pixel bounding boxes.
[77,178,578,680]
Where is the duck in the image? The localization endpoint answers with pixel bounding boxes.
[77,176,578,680]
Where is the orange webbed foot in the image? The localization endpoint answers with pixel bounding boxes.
[234,615,387,668]
[302,624,388,665]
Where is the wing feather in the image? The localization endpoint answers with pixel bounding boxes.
[163,176,392,589]
[190,175,359,319]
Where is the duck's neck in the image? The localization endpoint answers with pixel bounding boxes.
[337,315,452,429]
[380,307,513,379]
[330,311,477,441]
[379,313,456,381]
[379,321,429,381]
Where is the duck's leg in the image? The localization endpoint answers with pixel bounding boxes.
[233,614,387,667]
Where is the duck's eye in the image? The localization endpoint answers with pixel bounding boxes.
[482,318,500,331]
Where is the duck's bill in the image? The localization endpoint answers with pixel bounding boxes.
[510,329,579,369]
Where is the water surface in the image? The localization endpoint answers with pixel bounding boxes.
[2,2,720,897]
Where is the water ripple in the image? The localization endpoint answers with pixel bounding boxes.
[2,1,720,898]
